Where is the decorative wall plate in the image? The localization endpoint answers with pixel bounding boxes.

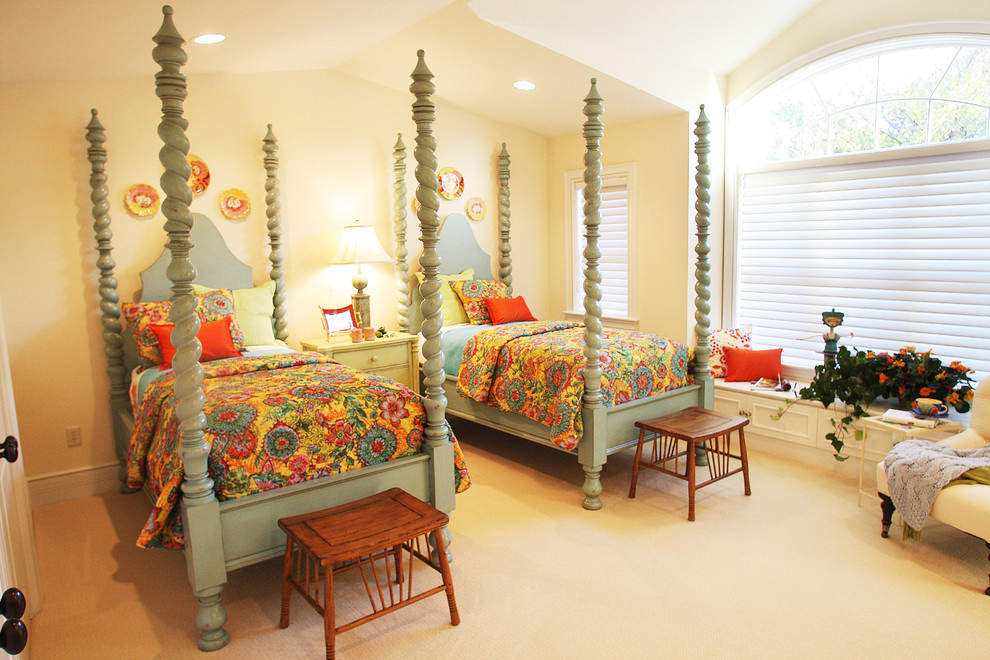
[187,154,210,195]
[465,196,486,221]
[219,188,251,219]
[124,183,160,217]
[437,167,464,200]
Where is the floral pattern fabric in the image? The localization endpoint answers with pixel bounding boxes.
[122,289,246,366]
[127,352,470,549]
[450,279,511,324]
[457,321,694,450]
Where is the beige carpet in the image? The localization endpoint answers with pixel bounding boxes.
[27,419,990,659]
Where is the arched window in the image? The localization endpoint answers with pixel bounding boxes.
[728,34,990,378]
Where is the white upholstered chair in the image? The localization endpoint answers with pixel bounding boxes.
[876,376,990,594]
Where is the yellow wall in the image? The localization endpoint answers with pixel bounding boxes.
[547,114,701,344]
[0,67,548,481]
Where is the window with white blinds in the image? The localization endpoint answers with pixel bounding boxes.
[736,146,990,378]
[568,164,636,323]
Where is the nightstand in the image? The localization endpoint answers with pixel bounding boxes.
[300,333,419,389]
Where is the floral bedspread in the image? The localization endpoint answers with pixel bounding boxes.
[456,321,693,450]
[127,353,470,550]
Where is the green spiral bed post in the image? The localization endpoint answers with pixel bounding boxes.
[497,143,512,294]
[153,6,229,651]
[263,124,288,344]
[411,50,456,557]
[394,133,411,333]
[85,110,132,489]
[579,78,606,511]
[693,105,714,409]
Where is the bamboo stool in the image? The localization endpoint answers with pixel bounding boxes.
[629,406,751,521]
[278,488,459,659]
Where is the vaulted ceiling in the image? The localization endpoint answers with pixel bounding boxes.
[1,0,822,135]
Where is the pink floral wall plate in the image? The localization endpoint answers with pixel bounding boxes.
[219,188,251,219]
[125,183,160,217]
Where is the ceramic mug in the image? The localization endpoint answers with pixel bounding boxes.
[913,397,948,416]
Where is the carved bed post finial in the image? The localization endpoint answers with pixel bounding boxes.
[497,143,512,294]
[394,133,410,333]
[263,124,288,343]
[693,105,713,402]
[580,78,605,510]
[85,109,129,476]
[153,6,228,651]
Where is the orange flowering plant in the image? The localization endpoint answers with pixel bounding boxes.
[793,345,975,459]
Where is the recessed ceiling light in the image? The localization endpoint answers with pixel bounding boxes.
[193,33,226,45]
[513,80,536,91]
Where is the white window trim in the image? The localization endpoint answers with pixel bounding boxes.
[563,162,638,329]
[726,24,990,381]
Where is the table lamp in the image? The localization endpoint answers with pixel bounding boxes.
[331,220,391,328]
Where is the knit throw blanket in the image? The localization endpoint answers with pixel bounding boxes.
[884,439,990,532]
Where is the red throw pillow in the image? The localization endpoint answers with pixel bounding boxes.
[724,346,783,382]
[483,296,536,325]
[149,316,243,369]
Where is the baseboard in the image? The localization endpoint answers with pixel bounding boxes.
[28,462,122,508]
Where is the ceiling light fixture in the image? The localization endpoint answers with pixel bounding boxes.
[193,33,226,45]
[513,80,536,91]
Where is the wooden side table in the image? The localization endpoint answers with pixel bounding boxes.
[629,406,751,521]
[300,333,419,389]
[278,488,459,659]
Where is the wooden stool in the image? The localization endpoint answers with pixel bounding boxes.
[629,406,751,521]
[278,488,459,659]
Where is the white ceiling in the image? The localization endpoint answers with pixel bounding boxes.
[0,0,822,136]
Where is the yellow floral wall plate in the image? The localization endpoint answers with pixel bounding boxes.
[124,183,160,217]
[219,188,251,219]
[187,154,210,195]
[437,167,464,200]
[465,197,486,221]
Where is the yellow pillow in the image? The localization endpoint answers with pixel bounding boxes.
[415,268,474,326]
[192,281,277,346]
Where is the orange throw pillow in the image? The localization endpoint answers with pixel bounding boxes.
[149,316,243,369]
[483,296,536,325]
[724,346,783,382]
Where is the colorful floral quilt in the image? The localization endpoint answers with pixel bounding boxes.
[457,321,693,451]
[127,352,470,550]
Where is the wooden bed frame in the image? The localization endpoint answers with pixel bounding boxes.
[85,8,457,652]
[396,73,715,511]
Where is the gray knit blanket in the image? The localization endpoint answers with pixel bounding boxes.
[884,439,990,532]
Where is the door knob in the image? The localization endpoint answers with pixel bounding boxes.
[0,589,27,656]
[0,588,25,620]
[0,618,27,655]
[1,436,17,463]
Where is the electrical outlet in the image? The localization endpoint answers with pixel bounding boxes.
[66,426,82,448]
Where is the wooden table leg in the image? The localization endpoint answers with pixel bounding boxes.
[739,427,751,496]
[629,429,647,498]
[687,439,697,522]
[431,528,460,626]
[279,537,293,629]
[325,564,335,660]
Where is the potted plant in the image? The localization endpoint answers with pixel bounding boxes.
[780,346,976,460]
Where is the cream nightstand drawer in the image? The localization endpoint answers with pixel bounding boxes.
[332,343,408,371]
[299,333,419,389]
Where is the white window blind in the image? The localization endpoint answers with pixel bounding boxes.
[736,148,990,378]
[577,182,630,318]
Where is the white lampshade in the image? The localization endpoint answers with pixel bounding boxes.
[331,221,391,265]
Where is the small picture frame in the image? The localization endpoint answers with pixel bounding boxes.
[321,305,357,337]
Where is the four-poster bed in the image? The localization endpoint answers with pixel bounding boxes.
[395,71,715,511]
[86,8,465,652]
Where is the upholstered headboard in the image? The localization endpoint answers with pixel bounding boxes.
[409,213,493,332]
[139,213,253,302]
